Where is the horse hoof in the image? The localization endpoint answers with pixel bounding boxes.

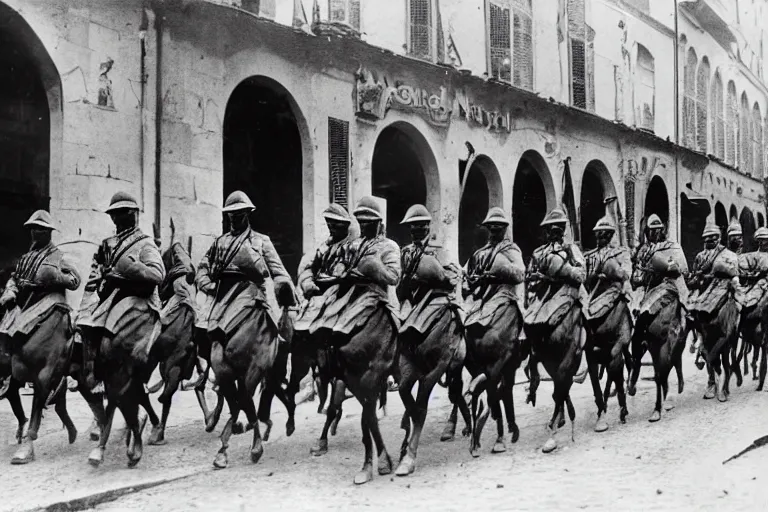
[469,445,481,458]
[378,451,393,475]
[89,422,101,442]
[525,393,536,407]
[310,439,328,456]
[353,466,373,485]
[395,454,416,476]
[461,426,471,437]
[703,386,716,400]
[148,426,166,446]
[717,392,728,403]
[440,422,456,442]
[627,384,636,397]
[648,410,661,423]
[557,417,566,429]
[286,418,295,437]
[213,451,228,469]
[262,420,273,442]
[88,447,104,467]
[67,426,78,445]
[695,361,705,371]
[127,453,141,468]
[491,438,507,453]
[11,441,34,465]
[541,438,558,453]
[250,441,264,464]
[509,426,520,444]
[594,417,609,433]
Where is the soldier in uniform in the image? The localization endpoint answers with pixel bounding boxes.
[686,222,723,365]
[584,216,632,322]
[737,226,768,388]
[0,210,82,463]
[726,218,744,254]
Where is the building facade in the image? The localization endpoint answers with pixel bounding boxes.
[1,0,767,303]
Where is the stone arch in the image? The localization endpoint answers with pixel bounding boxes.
[680,193,710,265]
[223,75,312,279]
[371,120,440,248]
[458,154,503,265]
[643,175,670,230]
[579,159,618,250]
[0,2,62,277]
[730,204,738,220]
[513,150,556,263]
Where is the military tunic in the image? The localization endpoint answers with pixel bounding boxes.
[687,246,739,316]
[398,239,461,336]
[584,245,632,321]
[309,234,401,335]
[0,243,81,338]
[76,227,166,357]
[737,250,768,309]
[631,240,689,317]
[196,228,294,338]
[524,241,586,327]
[463,239,525,328]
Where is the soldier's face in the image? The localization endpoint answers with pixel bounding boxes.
[595,229,613,248]
[547,224,566,242]
[109,209,137,232]
[703,234,719,250]
[357,218,380,238]
[409,221,430,242]
[326,219,349,241]
[759,239,768,251]
[728,235,743,251]
[647,228,663,242]
[485,222,507,242]
[29,227,51,246]
[227,210,250,232]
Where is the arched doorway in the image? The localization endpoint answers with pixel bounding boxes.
[0,4,60,284]
[579,160,616,250]
[758,212,765,228]
[730,204,738,221]
[372,122,439,249]
[223,76,306,279]
[740,208,756,252]
[680,194,710,266]
[643,176,670,229]
[513,150,555,263]
[714,201,728,244]
[458,155,502,265]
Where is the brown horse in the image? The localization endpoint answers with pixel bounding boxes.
[737,293,768,391]
[526,304,585,453]
[696,295,741,402]
[627,300,687,421]
[0,308,78,463]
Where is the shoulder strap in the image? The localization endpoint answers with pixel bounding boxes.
[109,232,150,269]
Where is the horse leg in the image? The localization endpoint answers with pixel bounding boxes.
[627,331,645,396]
[468,374,490,458]
[123,392,147,468]
[752,343,760,381]
[353,400,375,485]
[613,368,629,424]
[88,400,116,466]
[11,386,40,464]
[731,336,743,388]
[6,380,27,444]
[587,350,608,433]
[487,382,506,454]
[204,387,225,433]
[330,380,346,436]
[757,345,767,391]
[310,378,342,456]
[396,363,417,462]
[240,371,266,465]
[718,350,730,402]
[149,368,177,445]
[704,360,716,399]
[542,383,565,453]
[565,395,576,442]
[396,370,439,476]
[366,395,393,476]
[212,381,240,469]
[501,367,519,444]
[54,384,78,444]
[78,386,106,441]
[526,352,540,407]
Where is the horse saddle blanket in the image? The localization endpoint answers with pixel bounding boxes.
[524,286,577,328]
[688,280,731,315]
[465,288,518,328]
[586,288,625,321]
[738,281,768,310]
[0,293,71,338]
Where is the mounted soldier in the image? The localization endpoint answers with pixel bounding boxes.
[583,215,632,432]
[461,206,526,457]
[0,210,82,463]
[307,196,400,484]
[76,191,166,466]
[394,204,466,475]
[524,207,587,453]
[736,225,768,390]
[195,190,296,469]
[627,213,688,421]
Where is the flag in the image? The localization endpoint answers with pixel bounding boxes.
[446,33,463,68]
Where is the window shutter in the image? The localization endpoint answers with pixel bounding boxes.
[726,82,737,165]
[512,5,534,90]
[625,180,635,245]
[489,2,512,82]
[712,73,725,159]
[695,59,710,152]
[409,0,433,61]
[753,104,763,178]
[328,118,349,208]
[568,0,587,109]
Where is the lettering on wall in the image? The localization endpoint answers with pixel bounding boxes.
[454,89,512,133]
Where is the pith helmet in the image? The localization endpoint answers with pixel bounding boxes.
[322,203,351,223]
[353,196,383,221]
[592,216,616,232]
[106,191,140,213]
[646,214,664,230]
[540,207,568,227]
[755,227,768,240]
[401,204,432,224]
[701,222,721,239]
[222,191,255,213]
[23,210,56,230]
[727,218,743,237]
[481,206,510,226]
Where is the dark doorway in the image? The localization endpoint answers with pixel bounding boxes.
[714,201,728,245]
[372,125,428,248]
[680,194,710,266]
[730,204,738,221]
[223,78,303,279]
[458,164,490,265]
[579,165,607,250]
[513,159,547,264]
[758,212,765,228]
[740,208,756,252]
[644,176,670,227]
[0,10,51,283]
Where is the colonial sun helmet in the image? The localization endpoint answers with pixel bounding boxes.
[592,215,616,233]
[322,203,351,223]
[105,191,140,213]
[481,206,510,226]
[353,196,383,221]
[540,207,568,227]
[23,210,56,230]
[727,218,743,237]
[222,190,255,213]
[701,222,721,239]
[401,204,432,224]
[754,227,768,241]
[646,214,664,230]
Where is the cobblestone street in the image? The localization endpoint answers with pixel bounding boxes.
[2,354,767,512]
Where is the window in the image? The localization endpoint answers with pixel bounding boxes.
[486,0,534,90]
[407,0,446,62]
[695,58,710,152]
[683,48,697,148]
[328,118,349,208]
[329,0,361,31]
[712,71,725,159]
[636,45,655,131]
[726,81,737,165]
[568,0,588,109]
[741,92,751,173]
[754,103,764,177]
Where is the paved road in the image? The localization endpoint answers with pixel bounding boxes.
[2,354,767,512]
